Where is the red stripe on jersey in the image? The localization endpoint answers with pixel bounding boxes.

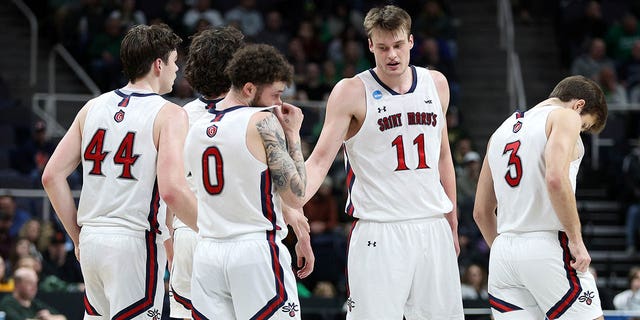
[84,294,101,316]
[252,170,287,320]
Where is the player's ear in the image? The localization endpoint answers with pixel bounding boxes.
[573,99,585,112]
[242,82,256,98]
[368,38,374,53]
[408,34,414,49]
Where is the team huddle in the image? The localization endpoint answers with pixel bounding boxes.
[41,4,609,320]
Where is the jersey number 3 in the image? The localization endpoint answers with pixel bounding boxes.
[84,129,139,179]
[503,140,522,187]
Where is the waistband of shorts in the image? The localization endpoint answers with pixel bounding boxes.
[361,214,445,224]
[199,232,281,242]
[80,225,157,240]
[499,230,562,239]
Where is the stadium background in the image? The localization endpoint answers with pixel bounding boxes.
[0,0,639,319]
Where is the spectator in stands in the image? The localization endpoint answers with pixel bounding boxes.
[570,37,615,81]
[0,256,14,293]
[183,0,224,33]
[457,151,482,239]
[297,62,332,102]
[0,195,30,239]
[0,267,67,320]
[110,0,146,29]
[606,13,640,61]
[10,120,56,175]
[460,263,489,301]
[613,266,640,310]
[255,10,290,54]
[88,14,126,92]
[18,219,44,253]
[296,20,325,63]
[567,0,608,62]
[10,238,42,273]
[598,66,628,105]
[414,0,456,40]
[40,229,83,291]
[57,0,109,65]
[159,0,188,40]
[623,145,640,255]
[224,0,263,38]
[452,135,474,172]
[619,40,640,102]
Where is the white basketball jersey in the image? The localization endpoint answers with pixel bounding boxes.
[487,105,584,233]
[344,66,453,222]
[78,89,169,239]
[184,106,286,239]
[173,96,221,230]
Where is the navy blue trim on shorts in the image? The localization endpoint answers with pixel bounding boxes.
[545,231,582,320]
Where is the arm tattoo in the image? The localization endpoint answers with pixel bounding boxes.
[256,114,306,197]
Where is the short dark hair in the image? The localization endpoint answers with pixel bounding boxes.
[120,23,182,83]
[184,26,244,97]
[225,44,293,89]
[548,75,608,134]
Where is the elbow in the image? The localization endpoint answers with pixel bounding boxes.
[41,167,56,189]
[473,209,484,225]
[545,170,564,193]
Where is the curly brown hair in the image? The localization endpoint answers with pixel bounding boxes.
[120,23,182,83]
[549,75,608,134]
[184,26,245,97]
[225,44,293,89]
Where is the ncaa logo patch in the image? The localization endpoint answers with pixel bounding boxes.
[206,124,218,137]
[512,121,522,133]
[372,90,383,100]
[114,110,125,123]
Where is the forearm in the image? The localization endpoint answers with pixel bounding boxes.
[285,131,307,197]
[43,178,80,245]
[474,210,498,247]
[439,157,458,233]
[548,176,582,241]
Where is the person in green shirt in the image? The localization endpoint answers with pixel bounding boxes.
[0,267,66,320]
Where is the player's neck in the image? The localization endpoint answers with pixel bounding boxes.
[122,80,156,94]
[373,66,413,94]
[215,89,250,110]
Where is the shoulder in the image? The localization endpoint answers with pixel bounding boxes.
[548,107,581,127]
[329,77,365,104]
[428,69,448,89]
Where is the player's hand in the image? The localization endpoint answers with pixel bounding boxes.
[452,232,461,257]
[295,236,314,279]
[568,239,591,272]
[273,102,303,134]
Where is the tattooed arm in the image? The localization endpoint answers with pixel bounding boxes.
[256,105,306,208]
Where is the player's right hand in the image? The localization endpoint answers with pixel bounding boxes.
[568,240,591,272]
[273,102,303,134]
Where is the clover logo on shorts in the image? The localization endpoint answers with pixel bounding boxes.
[346,297,356,312]
[578,290,595,305]
[281,302,299,317]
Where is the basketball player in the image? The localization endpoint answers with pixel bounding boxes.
[288,5,464,319]
[473,75,608,319]
[42,24,197,318]
[168,26,244,320]
[185,44,313,319]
